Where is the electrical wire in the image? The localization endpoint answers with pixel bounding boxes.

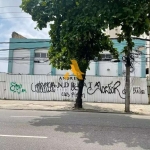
[0,47,49,51]
[0,41,50,44]
[0,6,19,9]
[111,37,150,41]
[0,17,31,19]
[0,47,147,52]
[0,12,25,14]
[0,56,148,63]
[0,41,147,44]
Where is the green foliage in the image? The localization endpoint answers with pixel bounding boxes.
[105,0,150,53]
[20,0,118,72]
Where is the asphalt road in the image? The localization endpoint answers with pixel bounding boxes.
[0,109,150,150]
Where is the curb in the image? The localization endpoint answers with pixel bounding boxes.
[0,107,148,116]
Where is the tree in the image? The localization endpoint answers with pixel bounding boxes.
[20,0,118,109]
[105,0,150,112]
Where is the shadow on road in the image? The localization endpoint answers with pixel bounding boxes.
[29,112,150,149]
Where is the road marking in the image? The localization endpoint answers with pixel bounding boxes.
[11,116,41,118]
[0,134,48,139]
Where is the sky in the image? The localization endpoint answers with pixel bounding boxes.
[0,0,50,72]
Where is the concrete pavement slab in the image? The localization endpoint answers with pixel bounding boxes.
[0,100,150,115]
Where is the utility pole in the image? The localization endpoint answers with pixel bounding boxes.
[124,45,145,112]
[149,34,150,78]
[125,53,130,112]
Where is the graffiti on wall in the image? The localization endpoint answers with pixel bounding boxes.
[31,77,146,99]
[31,82,55,93]
[86,81,125,99]
[31,81,85,98]
[10,82,26,94]
[133,87,145,94]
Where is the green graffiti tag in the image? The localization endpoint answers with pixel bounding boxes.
[10,82,27,94]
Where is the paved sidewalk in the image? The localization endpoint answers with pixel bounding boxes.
[0,100,150,115]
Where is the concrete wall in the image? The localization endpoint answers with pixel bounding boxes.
[34,48,51,75]
[0,73,148,104]
[99,62,118,76]
[12,49,30,74]
[8,39,146,77]
[8,38,51,75]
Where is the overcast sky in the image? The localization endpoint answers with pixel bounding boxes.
[0,0,50,72]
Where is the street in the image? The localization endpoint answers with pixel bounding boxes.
[0,109,150,150]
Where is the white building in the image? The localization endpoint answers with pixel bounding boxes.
[106,27,150,77]
[8,32,147,78]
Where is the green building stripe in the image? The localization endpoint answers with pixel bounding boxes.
[118,53,123,76]
[141,49,146,78]
[30,49,35,75]
[51,66,56,75]
[95,62,99,76]
[8,50,13,73]
[8,38,51,75]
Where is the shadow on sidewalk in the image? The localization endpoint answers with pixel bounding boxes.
[29,112,150,149]
[82,103,123,113]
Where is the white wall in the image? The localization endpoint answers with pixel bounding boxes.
[105,27,121,38]
[56,69,70,75]
[122,55,141,77]
[35,48,48,54]
[56,61,96,76]
[0,51,8,73]
[11,48,143,77]
[0,73,148,104]
[12,49,30,74]
[34,62,52,75]
[34,49,52,75]
[99,62,118,76]
[86,62,96,75]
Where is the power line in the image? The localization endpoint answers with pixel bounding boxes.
[0,47,49,51]
[0,46,140,51]
[0,6,19,9]
[0,39,148,44]
[0,57,147,63]
[0,41,50,44]
[132,37,150,41]
[111,37,150,41]
[0,12,24,15]
[0,17,31,19]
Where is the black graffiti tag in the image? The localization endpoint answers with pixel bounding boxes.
[61,92,70,97]
[87,81,125,99]
[61,92,85,98]
[31,82,56,93]
[133,87,145,94]
[71,82,78,91]
[57,82,69,88]
[71,92,85,98]
[31,80,145,99]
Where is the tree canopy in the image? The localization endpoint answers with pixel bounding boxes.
[21,0,118,72]
[20,0,150,109]
[106,0,150,52]
[105,0,150,112]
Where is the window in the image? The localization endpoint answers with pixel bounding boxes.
[101,54,105,59]
[35,53,48,58]
[105,54,112,59]
[99,54,112,61]
[35,53,40,58]
[41,53,47,58]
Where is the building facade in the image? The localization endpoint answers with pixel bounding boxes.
[107,27,150,77]
[8,32,147,78]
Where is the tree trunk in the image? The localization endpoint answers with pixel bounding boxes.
[125,57,130,112]
[74,74,86,109]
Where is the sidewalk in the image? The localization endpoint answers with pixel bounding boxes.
[0,100,150,115]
